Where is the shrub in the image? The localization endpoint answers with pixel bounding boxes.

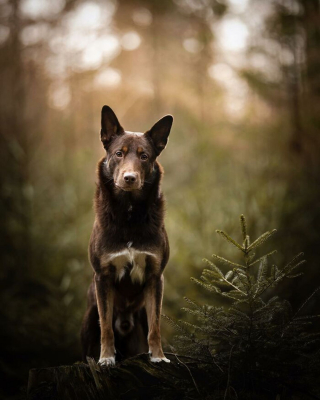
[164,215,320,399]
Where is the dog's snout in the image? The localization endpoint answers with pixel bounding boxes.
[124,172,137,184]
[117,170,141,191]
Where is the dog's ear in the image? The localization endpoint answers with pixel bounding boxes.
[146,115,173,156]
[101,105,124,149]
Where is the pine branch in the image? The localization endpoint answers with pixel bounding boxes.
[285,252,304,268]
[232,268,250,290]
[247,229,277,252]
[216,230,244,252]
[253,256,269,296]
[183,297,200,309]
[293,287,320,320]
[161,314,189,334]
[179,320,203,331]
[203,259,224,277]
[215,274,247,295]
[221,292,246,301]
[257,259,306,297]
[240,214,247,242]
[249,250,277,266]
[211,254,245,269]
[190,278,222,293]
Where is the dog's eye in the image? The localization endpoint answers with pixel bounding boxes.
[140,153,148,161]
[115,151,123,158]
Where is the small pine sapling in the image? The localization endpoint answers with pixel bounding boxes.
[164,215,320,399]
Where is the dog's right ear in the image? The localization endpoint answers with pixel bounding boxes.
[100,105,124,149]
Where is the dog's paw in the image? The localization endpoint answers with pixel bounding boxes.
[150,355,171,363]
[98,356,115,366]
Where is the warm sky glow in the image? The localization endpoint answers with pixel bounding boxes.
[218,17,249,52]
[20,0,66,18]
[228,0,249,13]
[20,0,252,114]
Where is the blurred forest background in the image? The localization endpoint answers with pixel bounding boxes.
[0,0,320,398]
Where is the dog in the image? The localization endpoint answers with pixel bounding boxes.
[81,105,173,366]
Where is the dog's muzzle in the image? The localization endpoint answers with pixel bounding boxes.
[117,172,142,191]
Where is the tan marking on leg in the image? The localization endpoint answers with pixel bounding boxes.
[144,274,170,363]
[94,273,116,366]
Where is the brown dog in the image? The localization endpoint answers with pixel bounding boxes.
[81,106,173,366]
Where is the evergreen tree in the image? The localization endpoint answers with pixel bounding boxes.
[164,215,320,399]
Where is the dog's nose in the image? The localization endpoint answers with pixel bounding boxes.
[124,172,137,184]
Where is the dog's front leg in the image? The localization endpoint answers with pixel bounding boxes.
[144,274,170,363]
[94,271,116,366]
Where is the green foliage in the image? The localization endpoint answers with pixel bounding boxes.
[164,215,320,399]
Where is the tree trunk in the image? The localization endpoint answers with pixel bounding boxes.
[27,354,205,400]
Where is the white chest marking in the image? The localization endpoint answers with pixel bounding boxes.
[102,248,157,284]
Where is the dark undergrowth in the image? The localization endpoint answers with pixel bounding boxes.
[28,216,320,400]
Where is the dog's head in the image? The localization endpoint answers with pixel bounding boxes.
[100,105,173,192]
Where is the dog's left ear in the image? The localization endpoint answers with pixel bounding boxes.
[146,115,173,156]
[101,105,124,149]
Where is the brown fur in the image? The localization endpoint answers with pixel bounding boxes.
[81,106,173,364]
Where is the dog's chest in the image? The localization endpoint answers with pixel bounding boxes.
[103,246,156,284]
